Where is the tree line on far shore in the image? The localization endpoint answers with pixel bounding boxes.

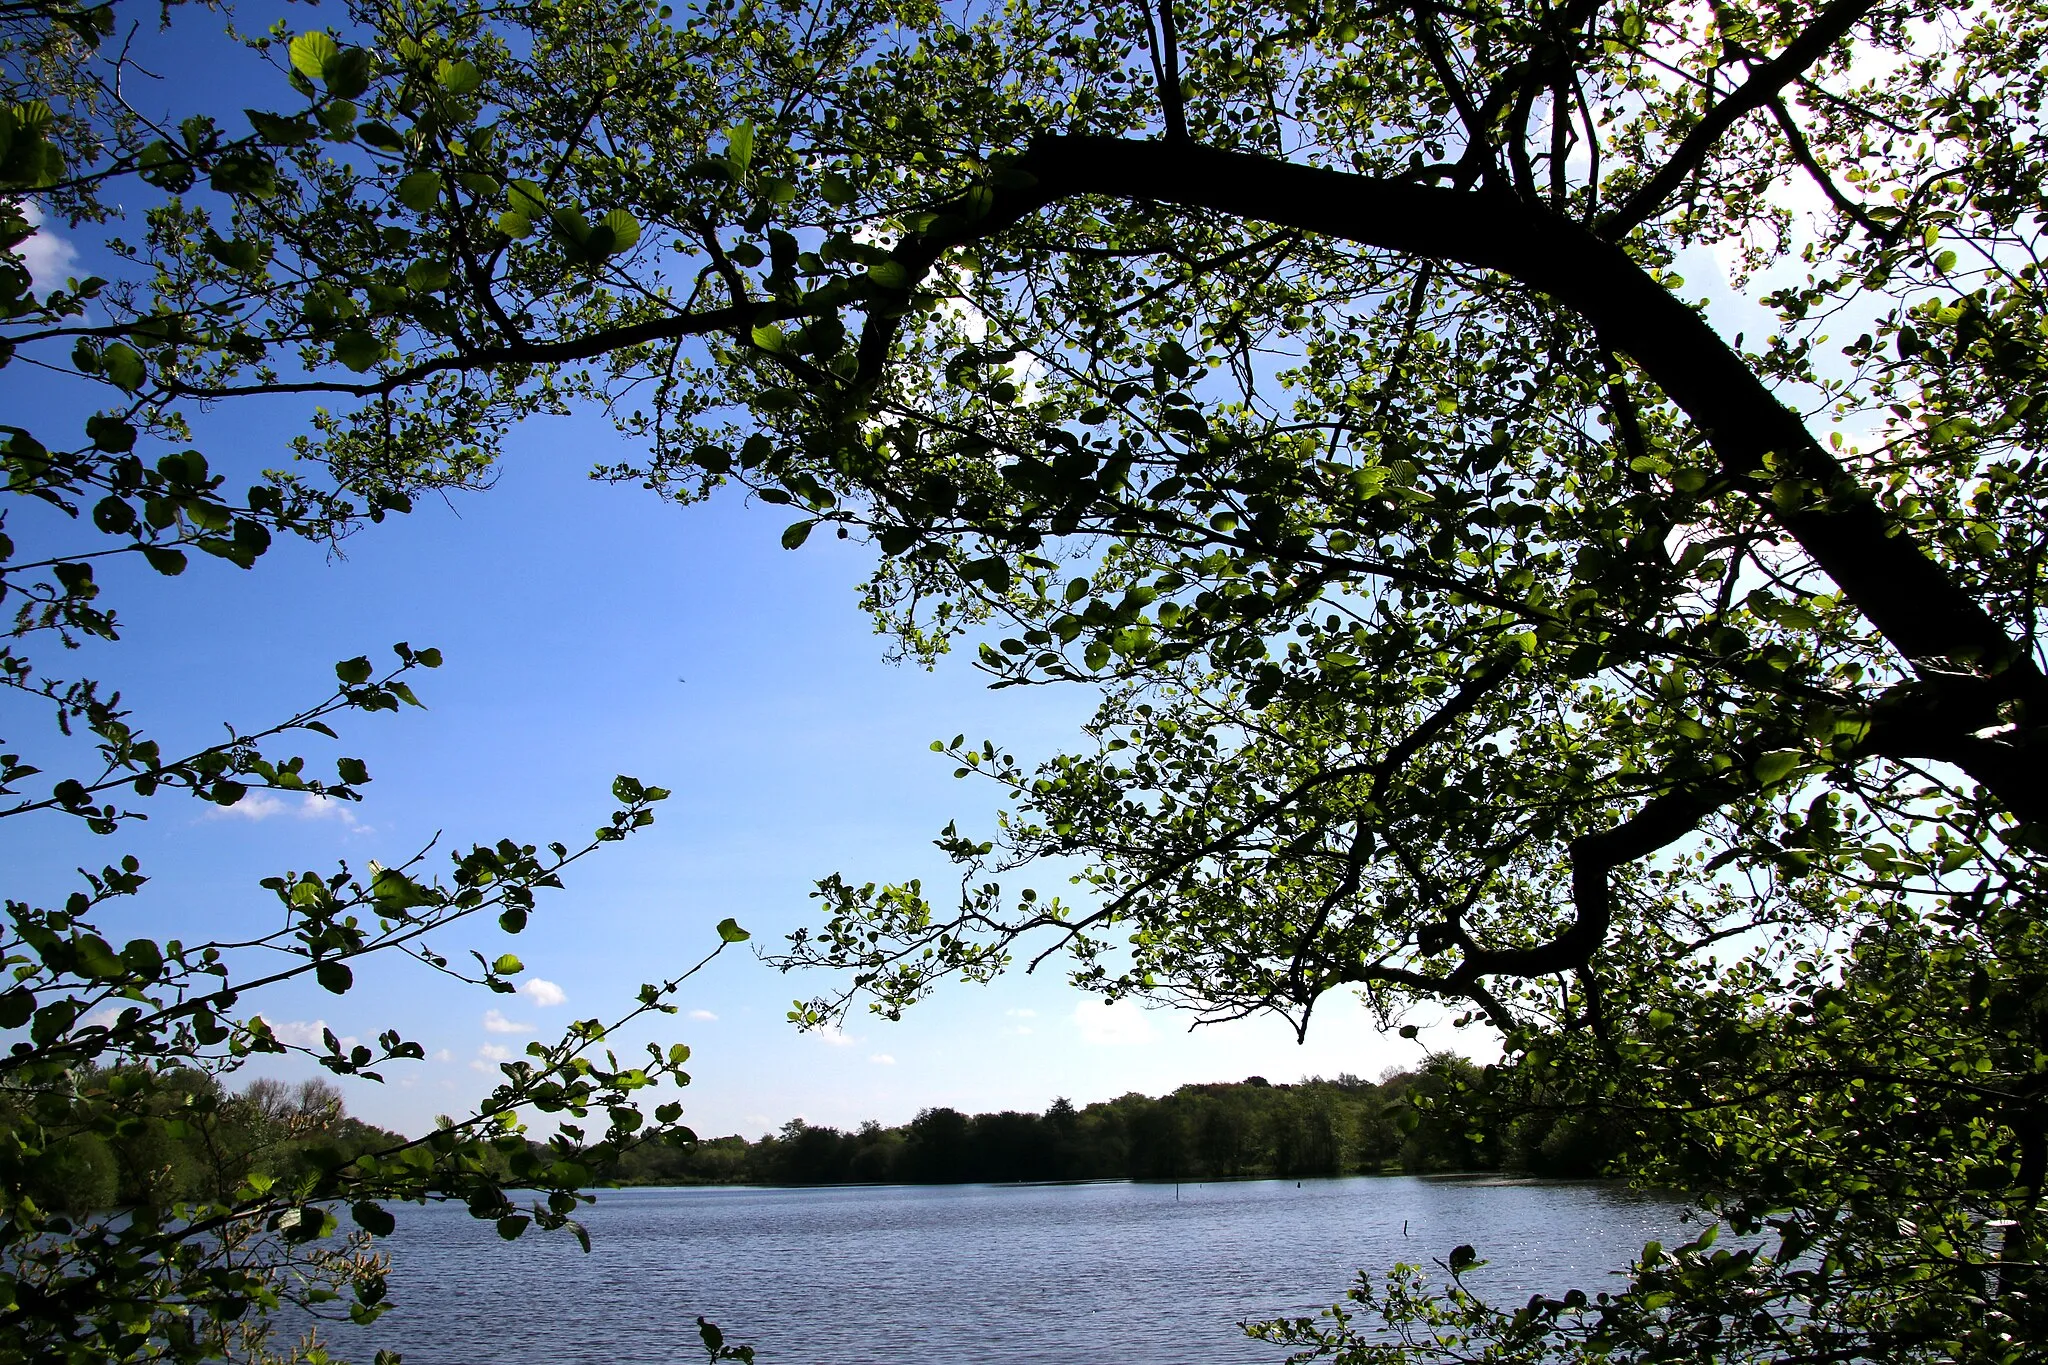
[6,1052,1620,1216]
[607,1055,1624,1188]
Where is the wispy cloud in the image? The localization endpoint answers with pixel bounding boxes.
[1005,1008,1037,1018]
[482,1009,530,1034]
[816,1026,856,1047]
[519,977,566,1007]
[688,1008,718,1021]
[1074,998,1155,1046]
[868,1053,896,1065]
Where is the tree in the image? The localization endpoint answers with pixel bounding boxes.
[1,4,748,1360]
[11,0,2048,1359]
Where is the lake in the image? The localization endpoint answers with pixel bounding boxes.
[327,1177,1692,1364]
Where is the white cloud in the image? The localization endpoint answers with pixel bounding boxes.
[299,794,365,826]
[431,1048,454,1063]
[471,1042,518,1072]
[1074,998,1155,1046]
[519,977,566,1007]
[482,1009,530,1034]
[16,204,78,294]
[260,1018,327,1048]
[815,1026,857,1047]
[688,1008,718,1021]
[868,1053,896,1065]
[253,1017,361,1051]
[1005,1008,1037,1018]
[208,791,292,820]
[205,791,367,830]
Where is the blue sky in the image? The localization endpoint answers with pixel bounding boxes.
[7,303,1468,1143]
[3,0,1823,1149]
[0,9,1519,1142]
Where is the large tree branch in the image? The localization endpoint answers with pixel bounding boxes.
[1598,0,1884,239]
[873,133,2046,825]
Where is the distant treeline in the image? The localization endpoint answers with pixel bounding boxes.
[4,1070,407,1215]
[607,1054,1626,1187]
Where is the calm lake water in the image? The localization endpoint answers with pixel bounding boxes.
[329,1177,1691,1364]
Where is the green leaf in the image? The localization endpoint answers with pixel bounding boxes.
[92,495,135,534]
[371,868,437,911]
[506,179,549,216]
[496,210,534,239]
[395,170,443,212]
[352,1201,395,1236]
[315,959,354,994]
[405,260,452,292]
[1753,750,1802,786]
[336,656,374,685]
[289,32,340,80]
[724,121,754,172]
[204,231,264,272]
[246,108,316,146]
[750,322,784,351]
[0,988,33,1030]
[333,331,386,372]
[435,58,482,95]
[336,756,370,785]
[356,120,404,150]
[496,1214,531,1240]
[85,414,137,452]
[599,208,640,254]
[323,48,374,100]
[866,259,909,290]
[101,343,144,393]
[142,545,188,576]
[716,918,751,944]
[781,519,814,549]
[492,954,523,975]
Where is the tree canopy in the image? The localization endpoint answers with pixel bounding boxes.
[8,0,2048,1360]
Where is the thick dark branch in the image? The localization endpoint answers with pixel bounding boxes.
[1599,0,1882,238]
[889,134,2046,823]
[1457,782,1739,981]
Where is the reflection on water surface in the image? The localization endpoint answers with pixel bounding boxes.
[335,1176,1690,1364]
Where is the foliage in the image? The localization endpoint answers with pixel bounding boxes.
[605,1064,1603,1186]
[9,0,2048,1359]
[1,4,743,1361]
